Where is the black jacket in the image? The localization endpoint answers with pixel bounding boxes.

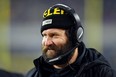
[26,42,116,77]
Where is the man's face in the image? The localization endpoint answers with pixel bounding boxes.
[42,28,71,59]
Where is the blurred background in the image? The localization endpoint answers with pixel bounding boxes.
[0,0,116,74]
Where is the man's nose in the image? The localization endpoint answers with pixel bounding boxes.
[44,37,53,46]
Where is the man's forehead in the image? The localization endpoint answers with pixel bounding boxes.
[42,28,65,34]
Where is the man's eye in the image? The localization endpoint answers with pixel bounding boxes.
[42,34,46,37]
[53,34,59,37]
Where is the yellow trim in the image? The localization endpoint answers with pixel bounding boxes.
[43,8,64,18]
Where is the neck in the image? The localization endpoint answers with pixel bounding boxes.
[53,48,78,69]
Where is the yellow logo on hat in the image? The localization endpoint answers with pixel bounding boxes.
[43,8,64,18]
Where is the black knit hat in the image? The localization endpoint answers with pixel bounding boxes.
[41,5,76,33]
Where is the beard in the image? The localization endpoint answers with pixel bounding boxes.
[42,41,72,60]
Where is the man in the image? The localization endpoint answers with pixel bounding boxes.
[26,4,116,77]
[0,69,24,77]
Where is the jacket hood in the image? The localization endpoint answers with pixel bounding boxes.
[82,48,111,70]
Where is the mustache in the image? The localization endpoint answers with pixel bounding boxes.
[42,45,58,52]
